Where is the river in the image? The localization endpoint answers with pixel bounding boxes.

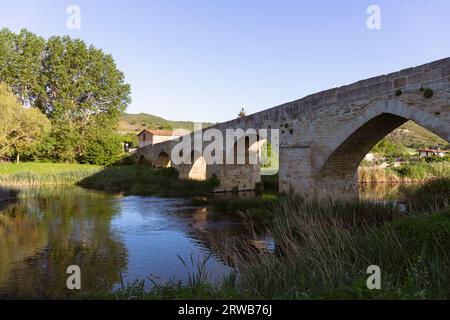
[0,183,401,298]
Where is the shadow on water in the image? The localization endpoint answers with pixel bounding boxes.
[0,187,18,211]
[359,183,403,201]
[76,165,217,197]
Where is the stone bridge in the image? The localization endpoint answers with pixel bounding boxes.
[135,57,450,199]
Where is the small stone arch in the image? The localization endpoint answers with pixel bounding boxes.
[188,150,207,181]
[137,155,146,165]
[228,134,267,165]
[154,151,171,168]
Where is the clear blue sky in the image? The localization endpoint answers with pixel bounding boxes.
[1,0,449,122]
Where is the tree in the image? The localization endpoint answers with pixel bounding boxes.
[82,115,124,165]
[0,29,45,107]
[0,83,50,161]
[238,108,246,118]
[371,138,407,157]
[37,36,131,122]
[0,29,131,163]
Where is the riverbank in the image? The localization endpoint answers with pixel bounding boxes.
[0,163,103,186]
[78,165,220,197]
[0,163,220,197]
[80,178,450,300]
[358,160,450,183]
[1,160,448,188]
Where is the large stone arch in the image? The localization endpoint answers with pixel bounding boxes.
[313,100,450,199]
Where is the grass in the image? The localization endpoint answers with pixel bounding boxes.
[0,162,103,186]
[399,178,450,214]
[209,193,277,220]
[358,161,450,183]
[78,165,220,197]
[82,195,450,299]
[393,161,450,180]
[358,166,400,183]
[216,194,450,299]
[0,162,219,197]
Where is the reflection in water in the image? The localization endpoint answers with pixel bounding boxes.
[0,183,403,298]
[359,183,402,201]
[0,187,127,299]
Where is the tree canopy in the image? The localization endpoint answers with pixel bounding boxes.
[0,83,50,160]
[0,28,131,164]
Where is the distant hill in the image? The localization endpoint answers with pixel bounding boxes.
[119,113,215,134]
[385,121,449,150]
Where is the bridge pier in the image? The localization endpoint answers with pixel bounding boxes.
[211,163,261,192]
[279,146,314,197]
[279,145,359,199]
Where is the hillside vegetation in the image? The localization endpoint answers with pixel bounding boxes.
[119,113,215,133]
[383,121,448,150]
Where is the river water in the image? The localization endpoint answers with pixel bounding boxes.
[0,184,401,298]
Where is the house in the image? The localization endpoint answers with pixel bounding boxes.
[137,129,190,148]
[417,148,448,158]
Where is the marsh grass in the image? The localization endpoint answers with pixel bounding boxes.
[0,163,219,196]
[358,166,400,183]
[215,193,450,299]
[210,193,277,219]
[359,161,450,183]
[399,178,450,214]
[80,254,236,300]
[0,163,103,186]
[78,165,219,197]
[77,184,450,299]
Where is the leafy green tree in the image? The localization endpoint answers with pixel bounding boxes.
[37,36,130,122]
[122,132,139,149]
[0,29,131,163]
[371,138,407,157]
[0,29,45,107]
[82,116,124,165]
[0,83,50,161]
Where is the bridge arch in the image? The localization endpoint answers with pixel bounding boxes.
[188,150,207,181]
[226,133,268,165]
[154,151,171,168]
[137,155,147,165]
[313,100,450,198]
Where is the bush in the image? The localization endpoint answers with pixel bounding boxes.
[392,161,450,181]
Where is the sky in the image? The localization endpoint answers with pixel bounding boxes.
[1,0,449,123]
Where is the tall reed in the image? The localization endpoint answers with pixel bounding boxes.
[220,194,450,299]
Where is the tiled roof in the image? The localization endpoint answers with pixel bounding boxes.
[137,129,175,137]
